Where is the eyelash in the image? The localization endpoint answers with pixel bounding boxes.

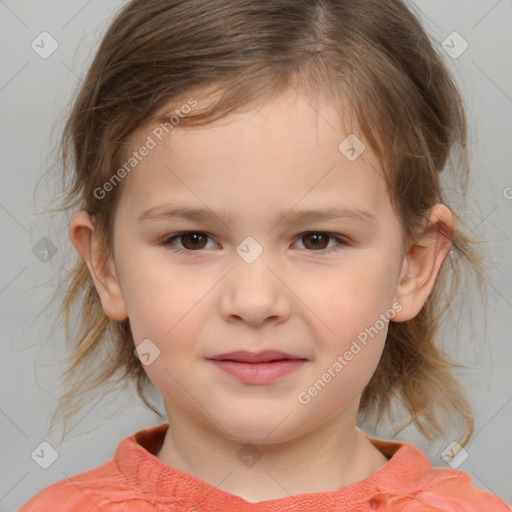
[160,231,348,255]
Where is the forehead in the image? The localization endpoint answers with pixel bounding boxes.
[119,88,391,222]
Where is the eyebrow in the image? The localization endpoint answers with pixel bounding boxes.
[138,204,377,229]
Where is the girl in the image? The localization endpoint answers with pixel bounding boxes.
[20,0,511,510]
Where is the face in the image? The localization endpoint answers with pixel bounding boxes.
[108,88,405,444]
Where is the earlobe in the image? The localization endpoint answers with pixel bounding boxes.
[392,204,453,322]
[68,210,128,321]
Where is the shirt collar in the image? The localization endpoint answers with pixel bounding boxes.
[114,422,434,509]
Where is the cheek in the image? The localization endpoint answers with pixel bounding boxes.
[307,255,396,366]
[117,249,208,338]
[128,286,203,345]
[127,280,205,400]
[319,256,397,323]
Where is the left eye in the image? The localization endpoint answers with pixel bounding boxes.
[160,231,346,253]
[294,232,346,252]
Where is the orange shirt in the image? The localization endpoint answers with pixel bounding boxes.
[19,422,511,511]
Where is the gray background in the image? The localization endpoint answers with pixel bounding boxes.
[1,1,511,510]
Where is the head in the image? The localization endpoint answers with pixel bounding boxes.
[51,0,483,445]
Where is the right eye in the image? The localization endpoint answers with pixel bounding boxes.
[160,231,219,253]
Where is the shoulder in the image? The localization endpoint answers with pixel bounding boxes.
[18,423,170,511]
[18,459,145,512]
[411,466,512,511]
[368,436,511,511]
[391,452,512,510]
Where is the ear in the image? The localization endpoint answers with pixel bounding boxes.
[68,210,128,321]
[392,204,453,322]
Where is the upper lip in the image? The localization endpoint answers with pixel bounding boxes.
[207,350,306,363]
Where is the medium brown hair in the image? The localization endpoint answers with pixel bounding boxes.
[45,0,486,447]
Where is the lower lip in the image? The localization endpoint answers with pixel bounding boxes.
[208,359,307,384]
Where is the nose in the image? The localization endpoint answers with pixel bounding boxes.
[218,253,291,327]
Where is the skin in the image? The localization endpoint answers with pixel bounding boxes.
[69,87,453,503]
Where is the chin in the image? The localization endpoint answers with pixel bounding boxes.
[222,416,298,446]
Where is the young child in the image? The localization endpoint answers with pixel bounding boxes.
[20,0,511,510]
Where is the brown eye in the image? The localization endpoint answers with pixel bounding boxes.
[163,232,214,252]
[301,233,330,250]
[294,232,347,253]
[179,233,208,250]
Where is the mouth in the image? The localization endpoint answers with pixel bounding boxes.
[207,349,306,363]
[207,350,308,384]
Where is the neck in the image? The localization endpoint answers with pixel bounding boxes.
[155,400,388,503]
